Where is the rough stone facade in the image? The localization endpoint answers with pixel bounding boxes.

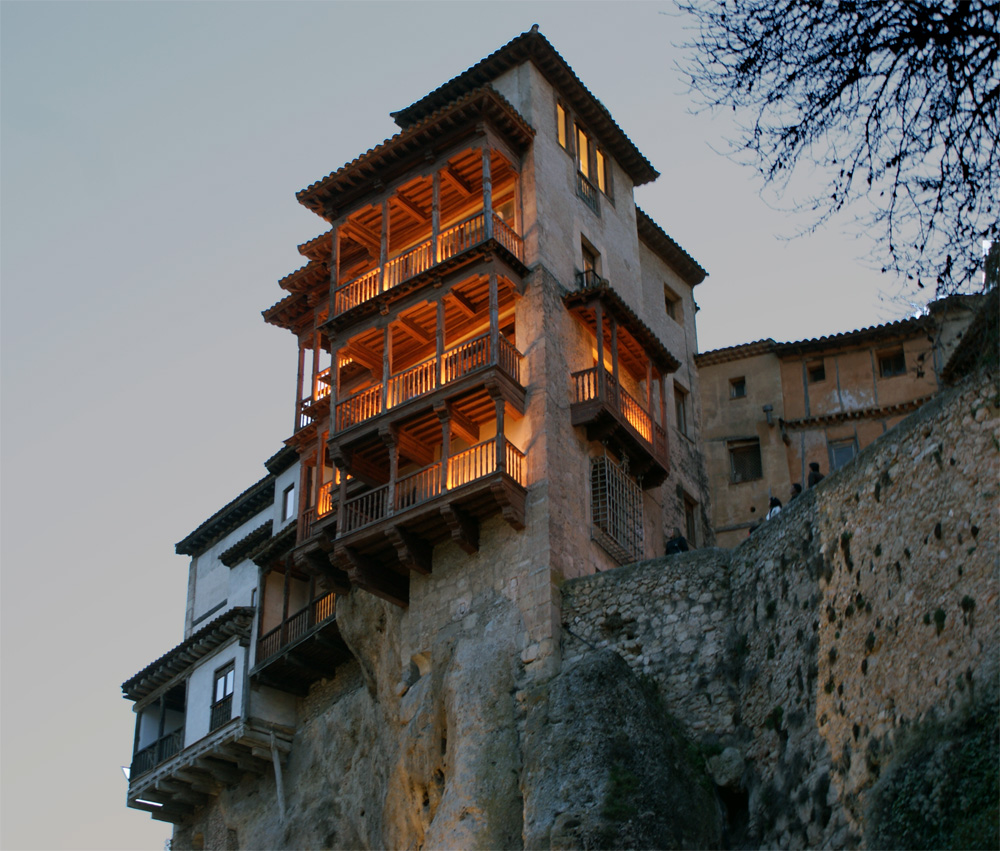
[174,370,996,851]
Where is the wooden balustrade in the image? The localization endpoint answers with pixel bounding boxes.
[571,366,660,450]
[395,462,442,510]
[131,728,184,777]
[341,486,388,534]
[256,591,338,665]
[387,358,437,408]
[505,442,526,487]
[448,441,497,489]
[572,366,600,403]
[317,480,334,518]
[619,385,652,441]
[442,333,490,383]
[331,210,524,316]
[497,335,522,383]
[336,384,383,430]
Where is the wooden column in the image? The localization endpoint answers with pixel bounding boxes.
[331,226,341,316]
[132,709,142,760]
[281,563,291,642]
[659,374,668,434]
[432,171,441,263]
[379,198,389,294]
[382,325,391,412]
[383,429,398,518]
[594,300,605,400]
[646,361,654,421]
[610,316,620,395]
[156,694,166,742]
[494,393,506,475]
[295,339,306,432]
[489,269,499,364]
[436,405,451,493]
[311,330,321,402]
[315,440,327,514]
[335,461,348,537]
[436,299,445,389]
[482,146,493,240]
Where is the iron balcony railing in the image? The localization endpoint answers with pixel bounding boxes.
[332,211,524,316]
[335,333,523,432]
[209,695,233,732]
[256,591,337,664]
[577,172,600,215]
[130,727,184,778]
[338,439,527,536]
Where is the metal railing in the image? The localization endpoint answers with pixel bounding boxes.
[331,211,524,316]
[256,591,338,663]
[130,727,184,777]
[577,172,600,215]
[209,695,233,732]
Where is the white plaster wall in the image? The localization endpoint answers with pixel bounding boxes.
[184,640,245,747]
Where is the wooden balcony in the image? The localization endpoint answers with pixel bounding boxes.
[332,438,527,607]
[251,591,351,696]
[297,367,331,431]
[334,333,523,437]
[127,717,293,825]
[571,366,669,487]
[331,212,524,322]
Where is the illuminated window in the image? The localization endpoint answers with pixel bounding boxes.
[878,349,906,378]
[577,126,591,179]
[728,439,762,483]
[808,361,826,383]
[730,377,747,399]
[674,383,689,436]
[281,484,296,521]
[556,102,569,150]
[596,150,610,195]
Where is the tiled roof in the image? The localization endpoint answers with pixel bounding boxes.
[122,607,254,702]
[635,208,707,286]
[774,314,933,356]
[298,230,333,261]
[252,521,297,567]
[219,520,273,568]
[297,86,535,219]
[391,25,659,187]
[695,339,777,367]
[175,475,274,556]
[780,396,932,429]
[264,445,298,476]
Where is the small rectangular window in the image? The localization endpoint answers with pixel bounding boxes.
[211,662,236,731]
[576,126,591,179]
[878,349,906,378]
[808,361,826,383]
[664,285,683,322]
[556,102,569,150]
[596,150,610,196]
[674,383,689,437]
[281,484,296,521]
[730,377,747,399]
[729,439,762,483]
[829,438,857,471]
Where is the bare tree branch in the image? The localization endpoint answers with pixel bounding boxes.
[677,0,999,294]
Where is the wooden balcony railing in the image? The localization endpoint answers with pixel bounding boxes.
[571,366,667,459]
[335,333,523,432]
[298,480,335,541]
[298,367,332,430]
[339,439,525,536]
[332,211,523,316]
[209,695,233,732]
[256,591,338,664]
[131,727,184,777]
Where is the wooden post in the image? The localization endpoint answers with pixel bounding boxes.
[156,694,166,743]
[482,146,493,240]
[646,361,654,421]
[610,316,620,400]
[382,325,391,412]
[331,226,341,316]
[432,170,441,263]
[295,340,306,432]
[659,374,668,435]
[489,270,499,365]
[384,429,398,517]
[436,299,445,388]
[132,709,142,761]
[335,461,347,537]
[595,300,605,400]
[379,198,389,295]
[311,330,321,402]
[437,406,451,493]
[494,394,506,475]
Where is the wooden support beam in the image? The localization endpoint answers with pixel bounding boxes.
[385,525,432,576]
[342,220,380,254]
[337,545,409,608]
[398,315,433,344]
[342,341,382,373]
[440,504,479,554]
[450,290,478,319]
[173,770,219,796]
[392,192,429,224]
[194,758,241,785]
[448,407,480,446]
[396,431,436,467]
[441,166,473,196]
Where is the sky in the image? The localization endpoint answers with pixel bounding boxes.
[0,2,940,849]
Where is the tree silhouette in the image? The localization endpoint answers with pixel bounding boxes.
[678,0,999,294]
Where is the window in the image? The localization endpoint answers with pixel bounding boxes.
[556,102,570,151]
[729,439,763,483]
[577,126,591,180]
[878,349,906,378]
[674,383,689,437]
[281,484,296,521]
[683,495,698,547]
[574,123,611,211]
[729,377,747,399]
[808,360,826,383]
[210,663,235,731]
[664,285,683,322]
[590,454,644,564]
[596,149,611,196]
[829,438,857,471]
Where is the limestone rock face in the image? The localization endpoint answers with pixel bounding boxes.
[523,650,723,850]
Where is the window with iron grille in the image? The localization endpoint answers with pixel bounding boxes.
[878,349,906,378]
[590,454,644,564]
[728,439,763,483]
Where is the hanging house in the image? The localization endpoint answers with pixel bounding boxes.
[125,25,710,827]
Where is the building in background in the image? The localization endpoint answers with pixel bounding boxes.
[122,26,710,825]
[696,296,981,546]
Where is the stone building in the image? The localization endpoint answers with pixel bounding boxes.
[122,26,711,830]
[695,296,981,547]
